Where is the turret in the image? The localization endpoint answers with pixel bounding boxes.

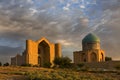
[55,43,61,58]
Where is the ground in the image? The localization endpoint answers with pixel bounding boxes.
[0,66,119,80]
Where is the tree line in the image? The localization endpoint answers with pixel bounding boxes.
[0,56,112,67]
[0,62,9,66]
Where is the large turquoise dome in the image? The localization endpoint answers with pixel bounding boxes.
[82,33,100,43]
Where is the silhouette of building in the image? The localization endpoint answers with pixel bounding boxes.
[73,33,105,64]
[11,37,61,66]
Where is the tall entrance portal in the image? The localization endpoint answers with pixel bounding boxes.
[38,40,50,66]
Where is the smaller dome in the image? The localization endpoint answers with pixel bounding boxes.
[82,33,100,43]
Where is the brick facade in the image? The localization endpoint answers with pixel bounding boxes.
[11,37,61,66]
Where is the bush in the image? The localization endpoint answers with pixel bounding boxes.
[77,63,84,68]
[3,62,9,66]
[53,57,72,68]
[0,62,2,66]
[33,65,40,67]
[105,57,112,61]
[53,57,62,66]
[21,64,32,67]
[43,62,52,68]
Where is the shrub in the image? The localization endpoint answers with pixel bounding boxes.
[33,65,40,67]
[21,64,32,67]
[53,57,62,66]
[53,57,72,68]
[105,57,112,61]
[0,62,2,66]
[3,62,9,66]
[43,62,52,68]
[77,63,84,68]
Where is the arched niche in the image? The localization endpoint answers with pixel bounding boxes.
[90,52,97,62]
[38,40,50,66]
[101,53,104,61]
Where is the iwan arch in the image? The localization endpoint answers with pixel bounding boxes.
[11,37,61,66]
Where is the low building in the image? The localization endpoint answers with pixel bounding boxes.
[73,33,105,64]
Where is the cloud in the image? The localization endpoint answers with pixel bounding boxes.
[63,3,71,11]
[0,45,23,63]
[56,39,74,46]
[0,0,120,63]
[0,46,23,56]
[93,3,120,60]
[80,5,85,9]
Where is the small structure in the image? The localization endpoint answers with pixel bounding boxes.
[11,37,61,66]
[73,33,105,64]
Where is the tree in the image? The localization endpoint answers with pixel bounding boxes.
[53,57,72,68]
[105,57,112,61]
[0,62,2,66]
[77,63,84,68]
[3,62,9,66]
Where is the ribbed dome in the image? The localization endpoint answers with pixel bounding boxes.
[82,33,100,43]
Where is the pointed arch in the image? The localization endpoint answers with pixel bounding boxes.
[38,40,50,66]
[90,52,97,62]
[101,53,104,61]
[37,37,51,45]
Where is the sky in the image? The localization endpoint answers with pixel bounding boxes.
[0,0,120,63]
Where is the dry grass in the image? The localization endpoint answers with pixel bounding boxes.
[0,66,119,80]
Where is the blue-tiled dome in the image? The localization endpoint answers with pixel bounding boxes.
[82,33,100,43]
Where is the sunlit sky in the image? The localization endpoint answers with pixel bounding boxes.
[0,0,120,63]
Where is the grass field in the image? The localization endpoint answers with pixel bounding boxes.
[0,66,119,80]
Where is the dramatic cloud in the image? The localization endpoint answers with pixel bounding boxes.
[0,0,120,63]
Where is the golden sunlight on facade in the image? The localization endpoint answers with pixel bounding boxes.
[11,37,61,66]
[73,33,105,64]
